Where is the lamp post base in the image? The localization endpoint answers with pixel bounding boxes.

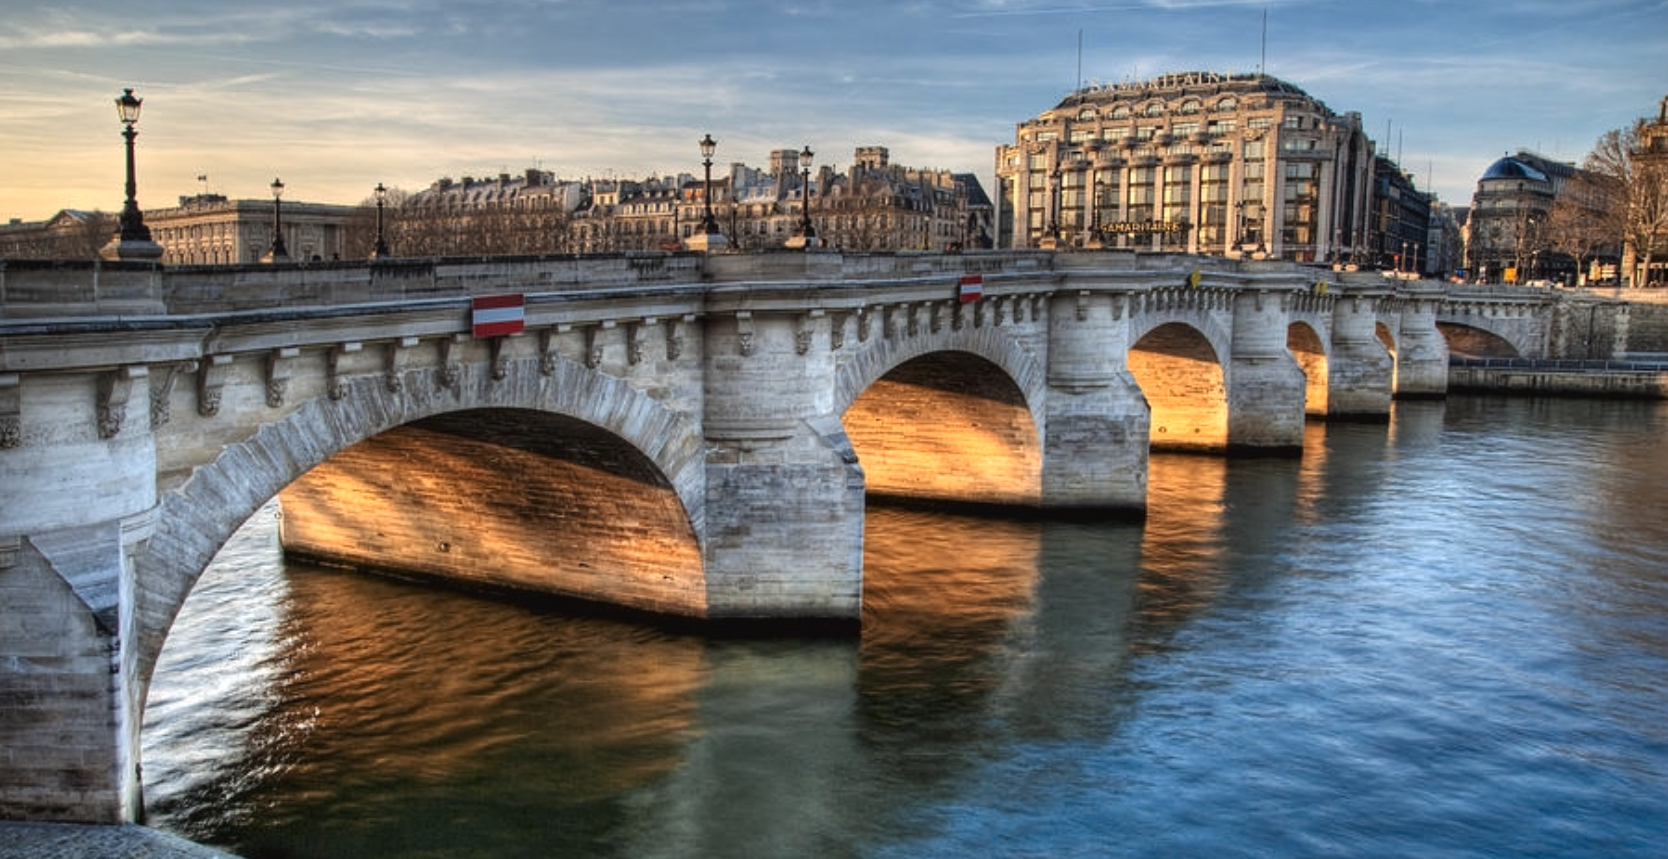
[685,231,729,252]
[100,237,164,262]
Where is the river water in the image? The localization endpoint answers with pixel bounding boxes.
[142,396,1668,859]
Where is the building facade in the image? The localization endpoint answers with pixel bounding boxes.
[143,194,357,265]
[1370,155,1434,275]
[1629,95,1668,286]
[566,147,992,254]
[996,72,1376,262]
[1465,151,1576,284]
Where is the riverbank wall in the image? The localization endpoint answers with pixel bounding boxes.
[1448,357,1668,399]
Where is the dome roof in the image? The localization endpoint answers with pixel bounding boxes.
[1480,156,1548,183]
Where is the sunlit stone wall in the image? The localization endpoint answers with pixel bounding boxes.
[278,411,706,618]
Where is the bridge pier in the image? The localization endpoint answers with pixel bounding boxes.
[1,370,155,823]
[702,309,864,624]
[1044,291,1149,512]
[1227,289,1306,451]
[1327,293,1395,419]
[1394,288,1451,398]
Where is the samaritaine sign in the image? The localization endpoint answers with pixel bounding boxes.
[1099,220,1189,235]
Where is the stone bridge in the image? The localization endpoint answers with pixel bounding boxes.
[2,249,1507,823]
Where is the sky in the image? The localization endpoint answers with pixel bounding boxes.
[2,0,1665,223]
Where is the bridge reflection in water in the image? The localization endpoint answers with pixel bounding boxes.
[143,401,1668,858]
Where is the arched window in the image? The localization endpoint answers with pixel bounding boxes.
[1214,97,1238,112]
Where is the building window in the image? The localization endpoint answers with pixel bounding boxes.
[1144,102,1165,117]
[1179,99,1202,114]
[1111,105,1131,119]
[1207,119,1237,136]
[1214,97,1238,112]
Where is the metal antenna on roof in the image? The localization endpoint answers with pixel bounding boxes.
[1259,8,1267,76]
[1076,29,1083,91]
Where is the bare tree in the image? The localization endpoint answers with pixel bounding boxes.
[1547,171,1621,284]
[1585,121,1668,286]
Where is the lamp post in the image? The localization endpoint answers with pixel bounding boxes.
[372,182,391,258]
[103,88,163,260]
[1047,165,1061,246]
[700,134,720,235]
[794,145,818,249]
[263,177,289,262]
[686,133,729,251]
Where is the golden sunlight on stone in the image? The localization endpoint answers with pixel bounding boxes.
[277,409,705,617]
[842,352,1042,508]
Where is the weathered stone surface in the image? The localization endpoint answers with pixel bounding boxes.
[3,249,1481,825]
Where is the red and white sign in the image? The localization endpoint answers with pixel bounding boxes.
[958,274,983,303]
[471,294,525,337]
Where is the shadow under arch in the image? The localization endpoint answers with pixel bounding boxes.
[278,407,704,615]
[132,357,706,699]
[1288,320,1329,417]
[1376,320,1401,391]
[1129,321,1227,451]
[842,351,1043,510]
[1437,321,1522,359]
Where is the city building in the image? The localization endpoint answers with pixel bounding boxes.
[1371,155,1434,275]
[995,71,1376,262]
[1465,150,1579,284]
[568,147,992,253]
[145,193,356,264]
[0,194,357,265]
[1629,95,1668,286]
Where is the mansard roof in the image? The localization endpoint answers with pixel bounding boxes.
[1054,71,1318,112]
[1480,156,1548,183]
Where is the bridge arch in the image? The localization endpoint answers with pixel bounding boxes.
[1288,320,1330,416]
[133,355,706,696]
[833,324,1049,509]
[1128,321,1228,451]
[1437,322,1521,358]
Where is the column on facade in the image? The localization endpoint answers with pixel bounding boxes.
[1317,156,1338,264]
[1265,156,1284,259]
[1188,160,1204,255]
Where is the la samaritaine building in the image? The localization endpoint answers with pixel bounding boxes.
[996,71,1383,264]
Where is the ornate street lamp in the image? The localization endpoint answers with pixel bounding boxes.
[686,133,728,251]
[795,145,818,248]
[700,134,720,235]
[372,182,391,258]
[103,88,163,260]
[264,177,289,262]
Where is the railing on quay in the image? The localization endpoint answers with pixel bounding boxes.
[1450,355,1668,373]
